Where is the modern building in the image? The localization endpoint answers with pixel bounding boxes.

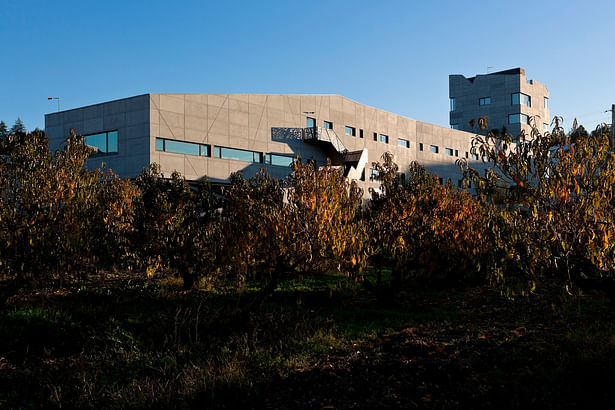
[449,68,550,136]
[44,93,488,194]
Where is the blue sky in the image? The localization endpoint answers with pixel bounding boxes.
[1,0,614,133]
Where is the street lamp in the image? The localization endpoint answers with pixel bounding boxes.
[48,97,60,112]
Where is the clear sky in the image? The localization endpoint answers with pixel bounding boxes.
[1,0,614,133]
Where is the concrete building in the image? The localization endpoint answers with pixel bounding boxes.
[44,93,486,194]
[449,68,550,137]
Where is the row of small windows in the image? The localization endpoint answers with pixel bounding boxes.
[450,95,549,110]
[155,137,294,167]
[310,117,413,149]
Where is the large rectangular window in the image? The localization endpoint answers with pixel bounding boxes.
[511,93,531,107]
[85,130,118,155]
[509,113,529,124]
[479,97,491,106]
[430,145,439,154]
[345,126,356,136]
[397,138,410,148]
[156,138,210,157]
[265,153,295,167]
[379,134,389,144]
[450,97,456,111]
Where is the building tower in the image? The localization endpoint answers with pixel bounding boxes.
[449,68,550,137]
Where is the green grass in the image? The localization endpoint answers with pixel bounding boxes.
[2,272,615,409]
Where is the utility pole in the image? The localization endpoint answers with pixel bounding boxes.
[611,104,614,150]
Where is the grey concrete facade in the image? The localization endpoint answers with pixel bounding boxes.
[449,68,550,137]
[45,93,486,195]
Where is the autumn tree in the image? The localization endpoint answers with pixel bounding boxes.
[0,129,136,284]
[132,165,221,289]
[224,159,367,311]
[458,117,615,295]
[367,153,486,296]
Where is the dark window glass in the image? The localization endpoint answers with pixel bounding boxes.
[359,129,363,138]
[373,132,377,141]
[419,143,424,151]
[345,126,356,136]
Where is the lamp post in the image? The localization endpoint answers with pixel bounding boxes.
[48,97,60,112]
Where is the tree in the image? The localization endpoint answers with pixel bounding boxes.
[458,117,615,295]
[0,129,135,284]
[0,121,7,140]
[133,165,221,289]
[224,159,367,311]
[367,153,486,297]
[9,117,26,135]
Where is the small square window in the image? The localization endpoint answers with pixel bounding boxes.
[430,145,439,154]
[472,153,479,160]
[345,126,356,136]
[445,148,453,156]
[398,138,410,148]
[479,97,491,106]
[307,117,316,128]
[324,121,333,129]
[380,134,388,144]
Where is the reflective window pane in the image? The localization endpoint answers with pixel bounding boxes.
[165,140,200,155]
[107,131,118,153]
[85,132,107,153]
[307,117,315,128]
[200,144,210,157]
[398,138,409,148]
[268,154,294,167]
[156,138,164,151]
